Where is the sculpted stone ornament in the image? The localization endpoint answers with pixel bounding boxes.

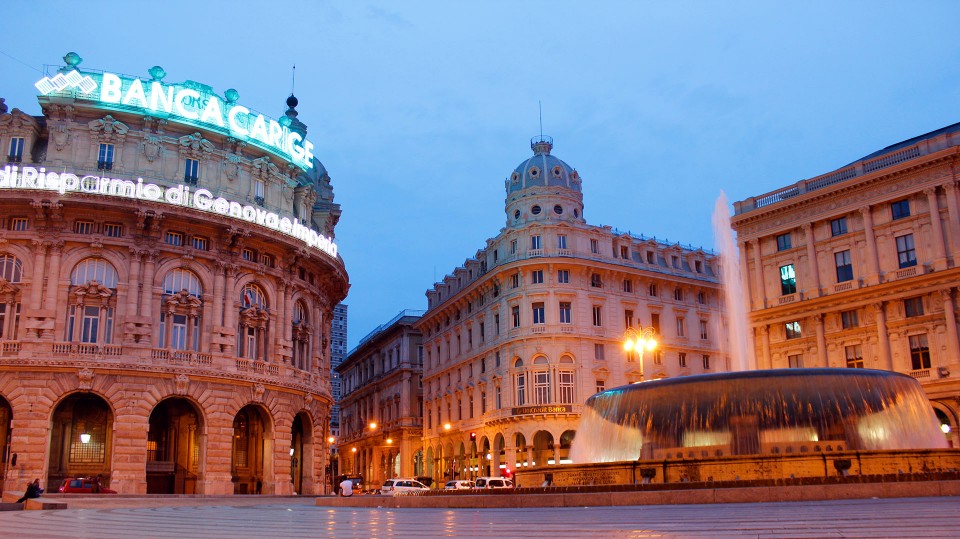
[142,134,162,162]
[78,368,94,390]
[175,374,190,395]
[52,123,71,151]
[73,280,112,303]
[179,132,214,156]
[253,383,266,403]
[88,115,129,142]
[224,154,242,181]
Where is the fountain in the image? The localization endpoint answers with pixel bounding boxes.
[512,194,957,490]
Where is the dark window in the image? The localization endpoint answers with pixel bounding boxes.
[896,234,916,268]
[830,217,848,236]
[835,250,853,282]
[776,233,792,251]
[184,158,200,184]
[7,137,24,162]
[97,143,114,170]
[841,310,859,329]
[678,352,687,367]
[904,297,924,318]
[591,273,602,288]
[891,199,910,220]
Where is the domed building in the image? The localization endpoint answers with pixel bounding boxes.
[0,53,348,495]
[416,136,727,483]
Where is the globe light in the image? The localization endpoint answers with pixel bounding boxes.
[443,423,452,431]
[80,433,91,444]
[369,422,377,430]
[942,423,952,434]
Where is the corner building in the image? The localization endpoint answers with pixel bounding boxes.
[336,310,424,485]
[730,123,960,446]
[418,137,727,483]
[0,54,348,494]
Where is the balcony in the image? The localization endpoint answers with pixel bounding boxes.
[528,249,543,257]
[890,265,923,281]
[833,282,854,293]
[910,369,930,379]
[0,341,21,356]
[778,293,798,305]
[236,358,279,376]
[51,342,122,357]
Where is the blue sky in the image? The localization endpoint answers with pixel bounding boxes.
[3,2,959,349]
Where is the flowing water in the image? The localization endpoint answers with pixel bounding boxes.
[712,191,753,372]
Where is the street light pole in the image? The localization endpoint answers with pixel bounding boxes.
[622,325,658,381]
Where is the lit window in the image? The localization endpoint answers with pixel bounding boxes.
[780,264,796,295]
[909,334,931,370]
[835,250,853,282]
[785,321,802,339]
[845,345,863,368]
[776,233,792,251]
[97,143,114,170]
[831,217,848,236]
[891,199,910,220]
[896,234,916,268]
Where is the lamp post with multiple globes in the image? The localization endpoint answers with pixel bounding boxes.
[622,325,658,381]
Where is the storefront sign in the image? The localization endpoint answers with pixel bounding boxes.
[511,405,573,416]
[0,165,337,259]
[35,70,315,171]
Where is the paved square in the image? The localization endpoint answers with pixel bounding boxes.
[0,496,957,538]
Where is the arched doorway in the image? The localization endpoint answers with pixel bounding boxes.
[147,398,202,494]
[533,430,554,466]
[48,393,113,490]
[232,404,271,494]
[0,396,11,492]
[290,414,307,495]
[559,430,576,464]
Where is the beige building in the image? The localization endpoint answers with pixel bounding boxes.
[336,310,424,486]
[731,122,960,446]
[0,53,348,494]
[417,137,727,484]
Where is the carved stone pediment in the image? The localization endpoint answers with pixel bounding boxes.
[73,280,113,304]
[0,277,19,299]
[88,115,128,142]
[164,289,202,309]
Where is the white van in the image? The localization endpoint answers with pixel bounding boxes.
[473,477,514,489]
[443,480,475,490]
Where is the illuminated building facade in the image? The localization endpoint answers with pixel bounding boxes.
[418,137,727,483]
[731,122,960,446]
[336,310,424,484]
[0,53,348,494]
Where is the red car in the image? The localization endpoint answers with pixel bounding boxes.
[58,477,117,494]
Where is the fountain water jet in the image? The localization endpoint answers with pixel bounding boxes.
[713,191,753,371]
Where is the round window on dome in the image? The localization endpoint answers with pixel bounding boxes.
[529,166,540,177]
[552,166,562,178]
[531,205,541,215]
[574,209,579,218]
[514,210,521,220]
[511,172,520,183]
[554,205,563,215]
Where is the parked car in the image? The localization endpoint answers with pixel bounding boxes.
[58,477,117,494]
[474,477,514,489]
[380,478,430,496]
[444,480,476,490]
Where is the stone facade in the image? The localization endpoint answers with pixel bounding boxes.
[418,137,727,485]
[336,310,424,487]
[0,56,348,495]
[731,122,960,447]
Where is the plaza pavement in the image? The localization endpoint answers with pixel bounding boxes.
[0,495,957,538]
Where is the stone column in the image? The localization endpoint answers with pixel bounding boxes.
[737,240,752,311]
[164,305,174,349]
[874,302,893,370]
[42,241,63,312]
[759,325,770,369]
[860,206,881,285]
[940,288,960,368]
[943,181,960,263]
[29,240,47,310]
[751,239,766,308]
[126,250,142,317]
[814,313,827,367]
[212,262,225,327]
[140,252,157,320]
[803,224,821,297]
[223,265,239,331]
[925,187,948,270]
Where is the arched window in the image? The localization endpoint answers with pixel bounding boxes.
[558,355,576,404]
[66,257,118,344]
[159,269,203,351]
[0,254,23,340]
[532,356,551,405]
[238,283,269,360]
[513,357,526,406]
[291,300,311,370]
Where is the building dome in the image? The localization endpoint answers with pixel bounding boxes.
[507,136,581,194]
[504,136,585,228]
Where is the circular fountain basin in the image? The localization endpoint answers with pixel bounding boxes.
[570,368,947,463]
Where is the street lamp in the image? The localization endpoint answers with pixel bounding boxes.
[622,325,658,381]
[368,422,378,430]
[443,423,452,431]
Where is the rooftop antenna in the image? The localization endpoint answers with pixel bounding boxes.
[291,64,296,94]
[539,100,543,139]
